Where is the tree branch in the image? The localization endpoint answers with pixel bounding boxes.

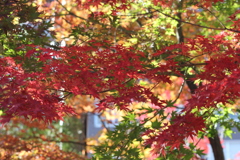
[176,2,225,159]
[158,10,240,33]
[22,136,94,146]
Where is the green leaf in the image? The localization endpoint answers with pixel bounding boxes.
[224,128,233,138]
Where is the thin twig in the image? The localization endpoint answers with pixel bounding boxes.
[21,136,94,146]
[194,108,216,147]
[55,0,87,21]
[115,7,239,33]
[172,78,185,104]
[178,62,207,67]
[158,10,240,33]
[201,6,226,29]
[97,113,110,132]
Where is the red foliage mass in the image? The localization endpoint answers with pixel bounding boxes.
[0,0,239,157]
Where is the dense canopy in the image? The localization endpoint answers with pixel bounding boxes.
[0,0,239,159]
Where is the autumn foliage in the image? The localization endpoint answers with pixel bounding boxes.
[0,0,240,159]
[0,135,85,160]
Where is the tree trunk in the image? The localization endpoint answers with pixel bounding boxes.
[175,2,225,159]
[209,134,225,160]
[79,113,87,156]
